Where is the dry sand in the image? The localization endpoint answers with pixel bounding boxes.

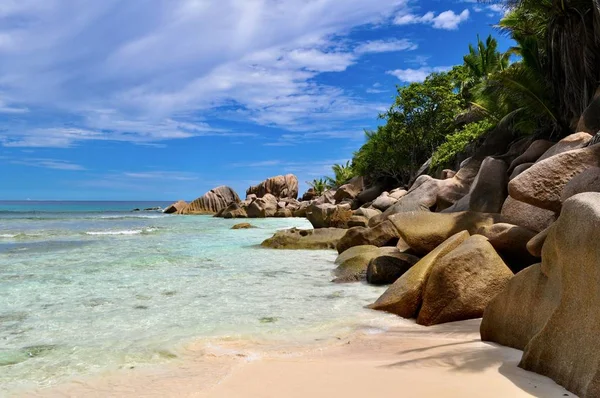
[21,319,573,398]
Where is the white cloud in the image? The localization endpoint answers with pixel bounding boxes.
[263,129,369,146]
[387,66,452,83]
[122,171,198,181]
[470,2,507,16]
[354,39,418,54]
[394,9,470,30]
[0,0,407,148]
[8,157,85,171]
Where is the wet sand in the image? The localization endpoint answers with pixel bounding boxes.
[21,319,572,398]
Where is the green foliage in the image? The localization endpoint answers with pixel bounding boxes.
[306,178,327,196]
[494,0,600,131]
[344,0,600,188]
[461,35,510,102]
[325,161,355,189]
[431,120,495,169]
[353,70,464,184]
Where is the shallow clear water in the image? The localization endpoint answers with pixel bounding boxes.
[0,202,395,393]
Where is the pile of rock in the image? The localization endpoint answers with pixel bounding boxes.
[481,193,600,398]
[169,186,240,215]
[217,174,304,219]
[165,175,308,219]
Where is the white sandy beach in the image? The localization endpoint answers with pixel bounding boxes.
[21,319,572,398]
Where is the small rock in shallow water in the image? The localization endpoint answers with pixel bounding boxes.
[259,317,279,323]
[231,223,256,229]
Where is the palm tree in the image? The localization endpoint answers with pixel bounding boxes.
[325,161,355,189]
[455,35,511,123]
[306,178,327,196]
[494,0,600,131]
[463,35,510,82]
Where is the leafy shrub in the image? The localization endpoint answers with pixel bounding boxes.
[431,120,495,169]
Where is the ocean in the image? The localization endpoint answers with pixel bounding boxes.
[0,201,396,393]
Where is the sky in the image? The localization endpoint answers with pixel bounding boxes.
[0,0,511,201]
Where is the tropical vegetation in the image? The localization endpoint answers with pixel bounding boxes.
[313,0,600,192]
[325,161,355,189]
[306,178,327,196]
[358,0,600,186]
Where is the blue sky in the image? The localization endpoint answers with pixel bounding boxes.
[0,0,510,201]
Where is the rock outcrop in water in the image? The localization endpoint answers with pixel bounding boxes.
[178,186,240,215]
[163,200,187,214]
[261,228,346,250]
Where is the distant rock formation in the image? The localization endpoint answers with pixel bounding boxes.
[163,200,187,214]
[246,174,298,199]
[178,186,240,215]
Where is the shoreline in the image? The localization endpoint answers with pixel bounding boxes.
[18,319,570,398]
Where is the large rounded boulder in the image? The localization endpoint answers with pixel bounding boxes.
[246,194,278,218]
[481,193,600,398]
[306,203,352,229]
[179,186,240,214]
[388,211,505,255]
[332,246,394,283]
[500,196,555,233]
[336,220,401,254]
[333,176,364,202]
[370,159,481,226]
[416,235,513,326]
[368,231,470,318]
[509,142,600,212]
[366,251,420,285]
[246,174,299,199]
[164,200,187,214]
[442,157,508,214]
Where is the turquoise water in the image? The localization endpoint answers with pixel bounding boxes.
[0,202,394,393]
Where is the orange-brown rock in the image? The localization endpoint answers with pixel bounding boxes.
[366,251,420,285]
[508,140,554,174]
[509,143,600,212]
[368,231,470,318]
[246,194,278,218]
[179,186,240,215]
[163,200,187,214]
[261,227,346,250]
[333,176,364,202]
[417,235,513,326]
[388,211,505,255]
[246,174,298,199]
[481,193,600,397]
[576,87,600,134]
[537,132,592,162]
[369,159,481,226]
[500,196,555,232]
[443,157,508,213]
[336,220,401,254]
[561,166,600,203]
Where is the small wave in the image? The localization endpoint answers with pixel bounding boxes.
[85,228,158,236]
[97,215,167,220]
[0,233,45,240]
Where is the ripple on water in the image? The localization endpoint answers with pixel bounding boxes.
[0,345,59,367]
[0,214,397,393]
[0,311,29,325]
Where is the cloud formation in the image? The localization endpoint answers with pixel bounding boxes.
[0,0,413,148]
[394,9,470,30]
[386,66,452,83]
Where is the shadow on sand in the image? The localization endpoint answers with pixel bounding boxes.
[361,319,573,398]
